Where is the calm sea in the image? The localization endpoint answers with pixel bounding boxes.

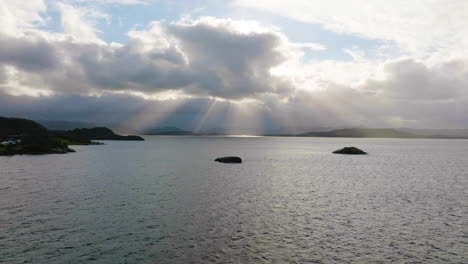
[1,137,467,263]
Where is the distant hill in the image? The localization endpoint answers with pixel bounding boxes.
[1,117,144,156]
[298,128,418,138]
[36,120,97,130]
[270,126,338,135]
[0,117,74,155]
[398,128,468,139]
[56,127,144,141]
[0,117,49,137]
[143,126,468,139]
[144,126,195,135]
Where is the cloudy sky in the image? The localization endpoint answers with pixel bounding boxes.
[0,0,467,133]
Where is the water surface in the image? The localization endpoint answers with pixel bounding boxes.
[1,137,467,263]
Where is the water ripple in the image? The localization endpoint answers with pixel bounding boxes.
[0,137,467,263]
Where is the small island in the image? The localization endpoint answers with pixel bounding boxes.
[0,117,144,156]
[215,156,243,163]
[333,147,367,155]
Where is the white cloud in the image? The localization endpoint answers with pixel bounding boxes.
[0,0,47,36]
[55,2,108,43]
[292,42,326,51]
[61,0,148,5]
[234,0,468,62]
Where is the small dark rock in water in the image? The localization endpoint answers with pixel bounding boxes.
[214,156,242,163]
[333,147,367,155]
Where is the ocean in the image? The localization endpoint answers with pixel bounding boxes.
[1,136,467,263]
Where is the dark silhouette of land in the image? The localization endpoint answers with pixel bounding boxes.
[0,117,143,156]
[0,117,75,155]
[296,128,418,138]
[36,120,97,130]
[144,126,195,135]
[55,127,144,141]
[333,147,367,155]
[215,156,243,163]
[2,116,466,156]
[34,119,467,139]
[142,126,468,139]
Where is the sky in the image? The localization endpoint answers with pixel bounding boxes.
[0,0,467,133]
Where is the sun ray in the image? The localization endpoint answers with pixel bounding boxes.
[192,98,219,133]
[118,98,185,134]
[224,100,265,135]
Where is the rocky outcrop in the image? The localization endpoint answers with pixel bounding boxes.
[214,156,243,163]
[332,147,367,155]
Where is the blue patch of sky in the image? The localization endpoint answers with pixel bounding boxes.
[98,3,180,42]
[97,0,225,43]
[275,17,384,61]
[41,6,62,33]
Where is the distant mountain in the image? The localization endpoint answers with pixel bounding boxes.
[298,128,418,138]
[398,128,468,138]
[56,127,144,141]
[144,126,195,135]
[270,126,338,135]
[143,126,468,139]
[36,120,97,131]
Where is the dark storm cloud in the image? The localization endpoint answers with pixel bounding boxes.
[167,22,291,98]
[0,33,59,72]
[0,18,292,99]
[0,65,7,83]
